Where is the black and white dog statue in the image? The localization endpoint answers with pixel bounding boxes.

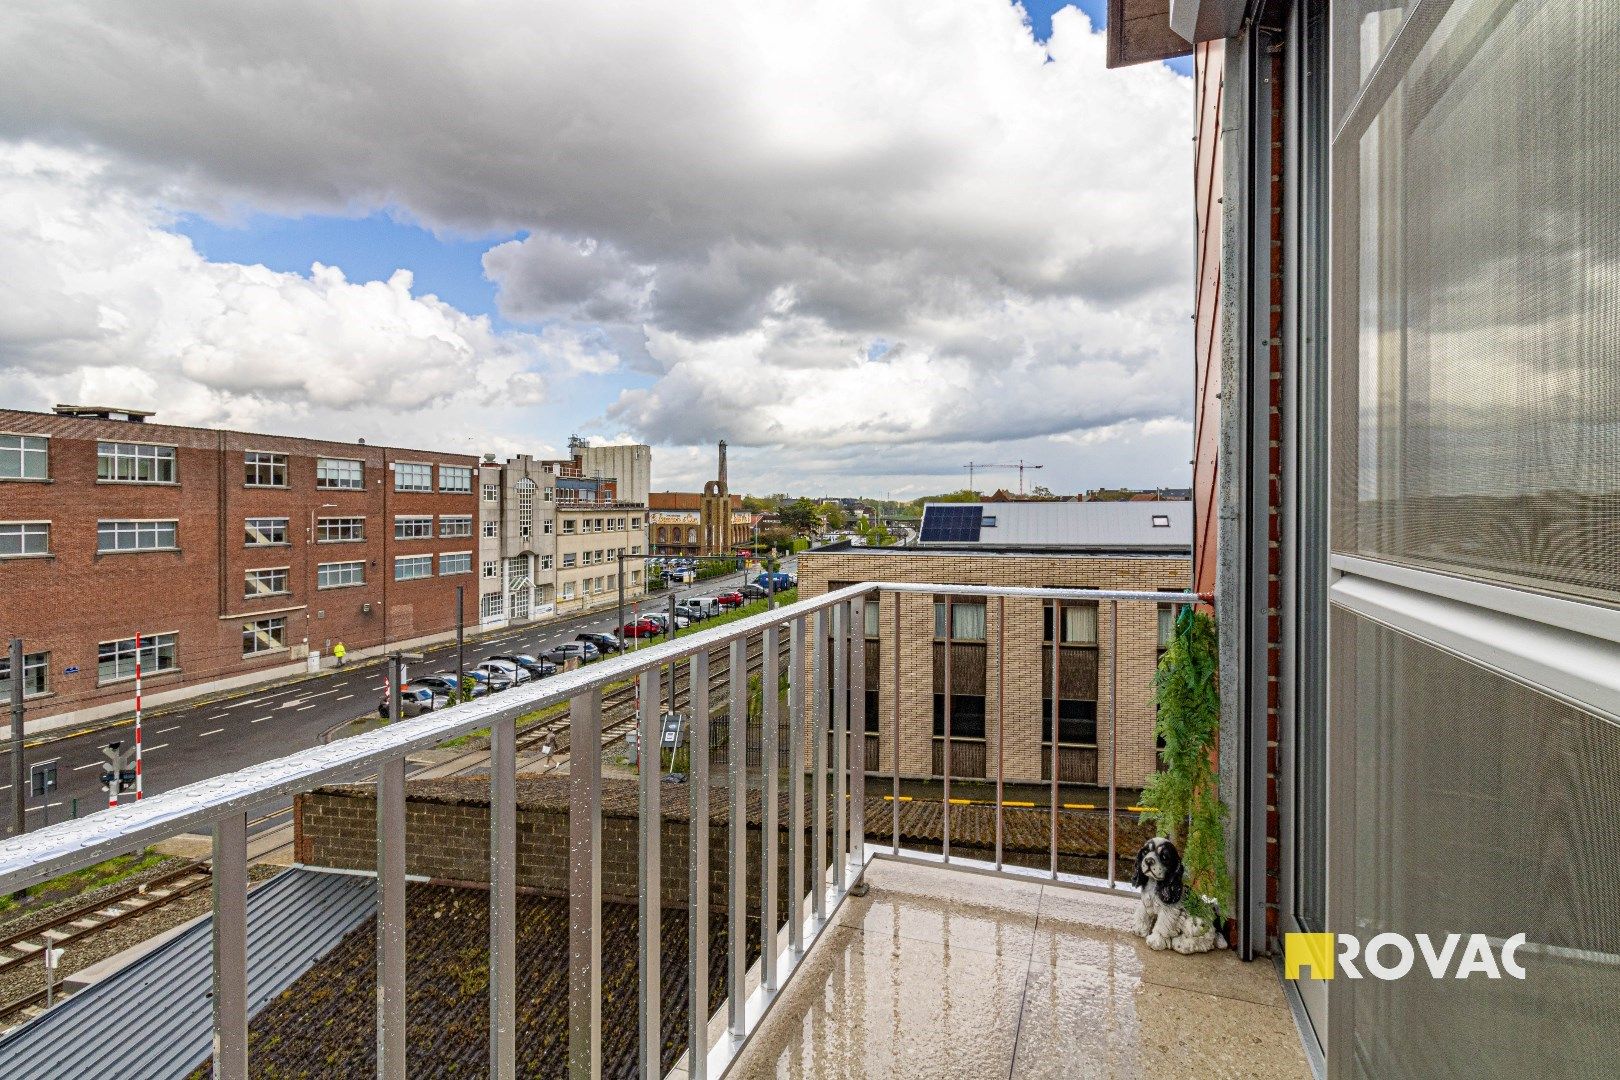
[1131,837,1227,954]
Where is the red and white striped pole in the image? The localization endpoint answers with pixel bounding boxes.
[133,631,143,801]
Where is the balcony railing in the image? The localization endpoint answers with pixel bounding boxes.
[0,582,1200,1078]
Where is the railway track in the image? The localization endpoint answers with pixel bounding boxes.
[0,860,212,1027]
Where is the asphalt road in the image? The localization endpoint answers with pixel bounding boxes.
[2,562,792,834]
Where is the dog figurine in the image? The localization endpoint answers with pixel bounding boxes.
[1131,837,1227,954]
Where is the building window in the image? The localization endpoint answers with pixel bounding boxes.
[482,560,498,579]
[242,617,287,656]
[394,462,432,492]
[394,555,432,581]
[316,458,364,489]
[0,651,48,699]
[1042,605,1099,645]
[97,442,177,484]
[98,633,177,683]
[562,581,576,601]
[607,574,616,590]
[439,515,473,538]
[981,515,997,528]
[317,561,366,589]
[439,552,472,575]
[932,600,986,641]
[243,452,287,487]
[631,517,641,529]
[630,569,641,586]
[544,487,554,501]
[931,695,987,739]
[244,567,290,598]
[517,478,535,539]
[482,520,498,538]
[0,435,49,480]
[1157,604,1184,651]
[1041,699,1098,746]
[562,519,576,534]
[542,519,553,535]
[97,520,178,553]
[394,516,433,540]
[245,517,289,546]
[481,593,504,618]
[631,545,641,555]
[0,522,50,557]
[561,553,577,568]
[317,517,365,543]
[439,465,473,493]
[540,555,553,570]
[864,602,880,638]
[482,483,499,501]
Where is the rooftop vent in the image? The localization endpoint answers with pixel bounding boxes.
[1151,514,1171,528]
[53,404,153,422]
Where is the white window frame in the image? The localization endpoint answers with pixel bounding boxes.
[97,441,178,484]
[481,592,505,618]
[242,617,288,657]
[438,464,473,493]
[245,517,290,546]
[244,566,291,599]
[393,461,432,492]
[243,451,288,488]
[0,434,49,481]
[438,515,474,538]
[482,520,499,538]
[0,521,50,558]
[0,650,49,699]
[394,554,433,581]
[482,483,499,501]
[97,519,178,553]
[316,516,366,543]
[316,457,364,490]
[394,515,434,540]
[439,551,473,576]
[98,632,178,684]
[482,560,498,579]
[317,560,367,589]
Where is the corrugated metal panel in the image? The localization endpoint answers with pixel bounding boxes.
[0,867,375,1078]
[919,501,1191,550]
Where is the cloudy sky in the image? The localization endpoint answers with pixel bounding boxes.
[0,0,1194,498]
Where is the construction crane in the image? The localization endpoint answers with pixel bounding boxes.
[962,460,1045,496]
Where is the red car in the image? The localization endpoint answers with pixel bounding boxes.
[620,618,662,638]
[715,590,745,608]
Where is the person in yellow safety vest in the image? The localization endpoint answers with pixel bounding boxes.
[333,641,347,667]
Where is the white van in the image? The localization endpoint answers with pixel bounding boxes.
[686,596,723,618]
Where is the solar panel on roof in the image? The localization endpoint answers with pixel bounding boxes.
[919,505,983,543]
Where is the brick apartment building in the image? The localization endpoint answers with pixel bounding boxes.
[795,501,1191,789]
[0,405,479,731]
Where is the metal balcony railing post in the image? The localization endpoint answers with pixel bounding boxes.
[787,617,806,956]
[638,667,662,1077]
[891,595,900,856]
[1050,601,1060,880]
[727,638,747,1039]
[568,688,603,1080]
[687,650,711,1080]
[211,812,248,1080]
[832,603,848,891]
[849,596,865,877]
[943,596,953,863]
[1108,600,1120,889]
[377,755,407,1080]
[996,595,1006,871]
[761,623,781,991]
[811,610,828,922]
[490,716,518,1079]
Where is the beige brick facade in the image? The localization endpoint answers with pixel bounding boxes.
[797,549,1190,789]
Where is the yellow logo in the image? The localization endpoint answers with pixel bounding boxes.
[1285,933,1336,980]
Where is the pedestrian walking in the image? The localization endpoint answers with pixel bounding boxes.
[333,641,347,667]
[539,733,557,770]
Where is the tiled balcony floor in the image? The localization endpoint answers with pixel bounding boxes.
[726,859,1310,1079]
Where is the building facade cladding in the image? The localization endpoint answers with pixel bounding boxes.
[571,443,651,506]
[795,549,1190,788]
[0,408,477,728]
[551,502,648,614]
[648,493,751,555]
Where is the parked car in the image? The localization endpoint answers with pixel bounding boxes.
[478,658,532,685]
[740,583,769,600]
[544,641,600,664]
[490,653,556,678]
[377,684,445,719]
[675,601,710,622]
[414,673,486,698]
[467,667,512,693]
[715,590,745,608]
[754,572,795,591]
[685,596,722,618]
[576,632,624,654]
[620,618,662,639]
[643,612,690,631]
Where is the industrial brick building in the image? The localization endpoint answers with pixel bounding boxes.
[795,501,1191,789]
[0,405,480,731]
[648,441,753,556]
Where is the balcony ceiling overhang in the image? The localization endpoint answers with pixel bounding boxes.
[1106,0,1247,68]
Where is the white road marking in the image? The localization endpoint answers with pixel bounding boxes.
[144,743,169,752]
[199,728,224,738]
[296,704,318,712]
[301,688,341,700]
[157,725,180,734]
[250,715,272,724]
[228,697,267,709]
[25,802,64,813]
[72,761,99,771]
[278,699,306,710]
[336,694,355,702]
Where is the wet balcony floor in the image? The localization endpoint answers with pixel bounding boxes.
[716,859,1310,1079]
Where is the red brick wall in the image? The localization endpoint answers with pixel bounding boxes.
[0,409,478,724]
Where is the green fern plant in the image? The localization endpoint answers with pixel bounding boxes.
[1139,607,1230,923]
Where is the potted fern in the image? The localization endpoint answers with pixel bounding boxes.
[1139,606,1231,939]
